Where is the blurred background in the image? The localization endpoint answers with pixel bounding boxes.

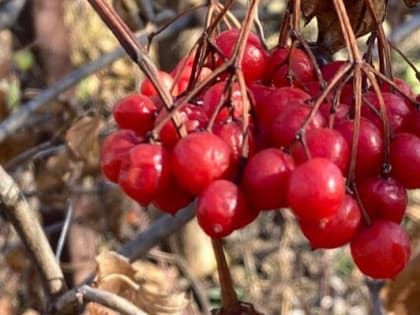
[0,0,419,314]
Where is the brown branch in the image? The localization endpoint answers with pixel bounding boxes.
[0,165,67,300]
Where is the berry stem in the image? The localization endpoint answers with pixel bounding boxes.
[211,238,238,310]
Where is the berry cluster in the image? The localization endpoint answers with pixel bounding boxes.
[100,28,420,279]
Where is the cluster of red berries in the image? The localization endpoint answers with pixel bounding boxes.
[100,29,420,279]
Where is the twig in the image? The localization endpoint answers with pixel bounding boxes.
[55,199,73,261]
[0,164,67,299]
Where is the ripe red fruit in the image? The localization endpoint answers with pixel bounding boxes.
[291,127,350,173]
[113,94,157,136]
[266,47,315,87]
[351,220,410,279]
[100,130,142,183]
[390,133,420,189]
[287,158,346,221]
[242,148,295,210]
[358,176,407,224]
[215,29,268,82]
[171,132,232,194]
[401,109,420,137]
[334,118,384,177]
[269,105,325,148]
[380,78,415,100]
[363,92,411,133]
[197,180,257,238]
[152,179,194,215]
[118,144,171,206]
[202,82,244,122]
[140,71,176,97]
[155,104,209,149]
[321,60,346,82]
[299,195,361,249]
[319,102,350,122]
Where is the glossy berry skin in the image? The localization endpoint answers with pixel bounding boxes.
[242,148,295,210]
[299,195,361,249]
[266,47,315,87]
[197,180,257,238]
[100,130,142,183]
[287,158,346,221]
[363,92,411,133]
[155,104,209,149]
[390,133,420,189]
[118,144,171,206]
[140,71,176,97]
[358,176,407,224]
[215,29,268,82]
[319,102,350,122]
[401,109,420,137]
[152,179,194,215]
[321,60,346,82]
[113,94,157,136]
[202,82,243,122]
[291,127,350,173]
[171,132,232,195]
[269,105,326,148]
[351,220,410,279]
[380,78,415,100]
[335,118,384,177]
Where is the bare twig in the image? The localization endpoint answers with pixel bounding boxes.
[0,164,67,299]
[55,199,73,261]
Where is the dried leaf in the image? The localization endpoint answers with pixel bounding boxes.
[301,0,387,53]
[381,251,420,315]
[65,116,102,169]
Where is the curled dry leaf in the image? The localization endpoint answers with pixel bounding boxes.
[301,0,387,53]
[65,116,103,170]
[87,251,188,315]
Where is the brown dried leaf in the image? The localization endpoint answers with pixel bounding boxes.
[381,251,420,315]
[65,116,103,169]
[301,0,387,53]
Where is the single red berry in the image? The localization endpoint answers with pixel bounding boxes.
[319,102,350,122]
[351,220,410,279]
[197,180,257,238]
[291,127,350,174]
[334,117,384,177]
[155,104,209,149]
[152,178,194,215]
[113,94,157,136]
[266,47,315,87]
[242,148,295,210]
[100,130,142,183]
[401,109,420,137]
[380,78,415,100]
[171,132,232,194]
[140,71,176,97]
[363,92,411,133]
[215,29,268,82]
[118,144,171,206]
[321,60,346,82]
[202,82,244,122]
[269,105,325,148]
[299,195,361,249]
[390,132,420,189]
[287,158,346,221]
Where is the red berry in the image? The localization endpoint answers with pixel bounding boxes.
[266,47,315,87]
[269,105,325,148]
[390,132,420,189]
[171,132,232,194]
[152,179,194,215]
[358,176,407,224]
[299,195,361,249]
[287,158,346,221]
[197,180,257,238]
[335,118,384,177]
[215,29,268,82]
[118,144,171,206]
[321,60,346,82]
[380,78,415,100]
[113,94,157,136]
[100,130,142,183]
[351,220,410,279]
[202,82,244,122]
[291,127,350,173]
[319,102,350,122]
[242,148,295,210]
[140,71,176,97]
[155,104,209,149]
[401,109,420,137]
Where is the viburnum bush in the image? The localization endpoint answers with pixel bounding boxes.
[98,0,420,313]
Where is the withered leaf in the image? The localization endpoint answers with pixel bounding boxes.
[65,116,102,169]
[301,0,387,54]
